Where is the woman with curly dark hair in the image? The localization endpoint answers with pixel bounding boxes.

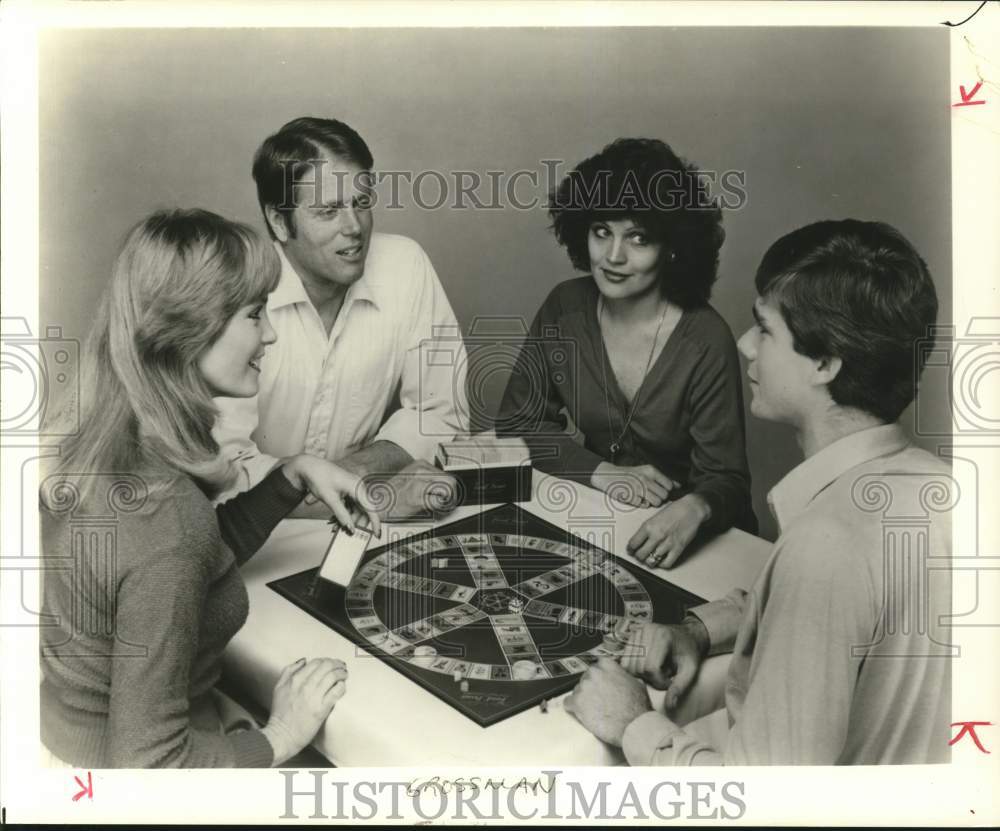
[498,138,756,567]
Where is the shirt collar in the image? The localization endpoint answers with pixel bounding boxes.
[268,241,382,313]
[767,423,910,531]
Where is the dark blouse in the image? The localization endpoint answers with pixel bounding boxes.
[497,277,756,535]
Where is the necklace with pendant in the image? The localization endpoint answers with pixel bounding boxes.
[598,296,668,461]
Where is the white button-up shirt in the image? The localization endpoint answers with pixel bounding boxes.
[213,233,469,495]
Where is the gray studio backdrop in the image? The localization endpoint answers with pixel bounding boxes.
[40,27,952,542]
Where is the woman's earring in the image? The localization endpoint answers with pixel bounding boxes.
[668,251,677,262]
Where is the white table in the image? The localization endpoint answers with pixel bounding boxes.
[222,472,771,766]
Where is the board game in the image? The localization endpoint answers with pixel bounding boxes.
[268,503,705,727]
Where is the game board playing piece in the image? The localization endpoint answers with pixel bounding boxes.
[460,680,469,693]
[411,645,437,668]
[508,598,524,613]
[512,660,538,680]
[453,669,463,683]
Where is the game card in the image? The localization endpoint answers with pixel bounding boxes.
[316,523,375,587]
[546,661,570,677]
[561,656,590,673]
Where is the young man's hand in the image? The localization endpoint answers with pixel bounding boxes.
[564,658,653,746]
[615,618,709,709]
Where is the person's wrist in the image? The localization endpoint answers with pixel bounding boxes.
[681,614,711,660]
[261,719,297,767]
[629,693,654,722]
[679,492,711,524]
[590,461,617,489]
[279,456,309,494]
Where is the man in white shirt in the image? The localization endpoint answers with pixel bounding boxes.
[214,117,468,516]
[564,219,953,765]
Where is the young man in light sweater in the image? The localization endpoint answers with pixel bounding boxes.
[564,219,953,765]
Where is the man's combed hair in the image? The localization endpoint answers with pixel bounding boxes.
[755,219,939,423]
[548,137,725,309]
[252,116,374,239]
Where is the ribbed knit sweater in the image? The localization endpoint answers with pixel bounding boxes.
[40,464,303,768]
[497,277,756,535]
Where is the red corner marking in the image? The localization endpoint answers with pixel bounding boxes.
[950,721,992,753]
[72,771,94,802]
[953,81,986,107]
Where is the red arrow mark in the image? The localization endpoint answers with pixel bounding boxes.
[950,721,992,753]
[953,81,986,107]
[72,771,93,802]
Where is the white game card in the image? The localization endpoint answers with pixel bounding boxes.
[317,524,375,587]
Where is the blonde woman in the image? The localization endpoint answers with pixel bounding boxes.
[40,209,379,768]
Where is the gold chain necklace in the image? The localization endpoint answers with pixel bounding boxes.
[598,296,668,461]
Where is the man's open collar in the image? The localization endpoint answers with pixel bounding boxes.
[267,240,382,312]
[767,423,909,532]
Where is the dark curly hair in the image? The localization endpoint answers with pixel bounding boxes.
[548,138,725,309]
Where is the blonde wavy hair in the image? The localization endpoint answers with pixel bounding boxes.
[44,209,280,506]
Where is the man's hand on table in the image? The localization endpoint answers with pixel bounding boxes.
[564,657,653,746]
[615,618,710,709]
[367,459,460,521]
[286,441,417,521]
[285,441,459,523]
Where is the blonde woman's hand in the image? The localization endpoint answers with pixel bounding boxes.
[281,455,381,537]
[262,657,348,765]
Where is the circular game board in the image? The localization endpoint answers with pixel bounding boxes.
[270,502,702,727]
[344,530,654,683]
